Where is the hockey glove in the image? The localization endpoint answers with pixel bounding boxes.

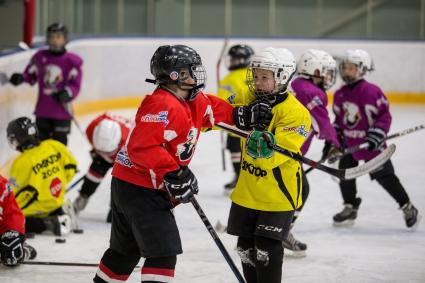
[163,166,199,203]
[233,100,273,131]
[52,89,73,103]
[9,73,24,86]
[0,230,25,267]
[365,127,386,151]
[246,130,275,159]
[321,141,342,164]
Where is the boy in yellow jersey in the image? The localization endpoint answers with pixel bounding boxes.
[227,47,311,283]
[6,117,78,236]
[218,45,255,193]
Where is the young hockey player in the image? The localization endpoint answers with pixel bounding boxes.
[7,117,78,236]
[0,174,37,267]
[9,23,83,145]
[72,113,132,222]
[288,49,341,256]
[93,44,272,283]
[226,47,311,283]
[332,49,421,228]
[218,44,255,193]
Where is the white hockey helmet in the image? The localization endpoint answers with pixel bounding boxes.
[340,49,374,83]
[247,47,296,98]
[297,49,337,90]
[93,119,122,153]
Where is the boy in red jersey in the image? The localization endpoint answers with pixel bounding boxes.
[93,45,272,283]
[72,113,132,222]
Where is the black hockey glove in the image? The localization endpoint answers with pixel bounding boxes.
[233,100,273,131]
[0,230,25,267]
[366,127,386,151]
[321,141,342,164]
[9,73,24,86]
[163,166,199,203]
[52,89,73,103]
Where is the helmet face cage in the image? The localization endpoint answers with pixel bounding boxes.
[339,49,373,84]
[247,48,296,99]
[150,45,206,100]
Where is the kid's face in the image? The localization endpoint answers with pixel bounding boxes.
[341,62,358,81]
[253,68,275,92]
[47,33,66,50]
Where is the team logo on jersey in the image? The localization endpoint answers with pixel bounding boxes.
[176,127,198,161]
[241,158,267,177]
[50,177,62,198]
[342,102,361,129]
[140,111,169,126]
[44,64,63,94]
[116,146,134,168]
[283,125,309,138]
[306,96,323,111]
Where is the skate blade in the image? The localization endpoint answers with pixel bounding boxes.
[284,250,307,258]
[333,219,355,227]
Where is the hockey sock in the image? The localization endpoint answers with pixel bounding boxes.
[254,235,284,283]
[141,256,176,283]
[93,248,140,283]
[376,173,410,207]
[236,236,257,283]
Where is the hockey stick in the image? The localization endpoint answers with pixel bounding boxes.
[22,261,140,269]
[190,196,246,283]
[216,122,395,180]
[217,38,229,171]
[305,123,425,175]
[343,123,425,155]
[66,175,85,193]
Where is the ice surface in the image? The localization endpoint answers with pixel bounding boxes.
[1,106,424,283]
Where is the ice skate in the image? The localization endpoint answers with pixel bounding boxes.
[282,232,307,258]
[333,203,360,227]
[401,202,421,229]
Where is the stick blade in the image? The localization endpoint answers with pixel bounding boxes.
[344,144,396,180]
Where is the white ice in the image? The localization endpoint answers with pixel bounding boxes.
[1,105,424,283]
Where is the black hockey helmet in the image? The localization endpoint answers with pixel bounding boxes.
[226,44,254,70]
[7,117,40,151]
[46,22,68,39]
[150,45,206,101]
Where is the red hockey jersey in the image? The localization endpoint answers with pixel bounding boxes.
[112,88,234,190]
[86,113,133,161]
[0,175,25,235]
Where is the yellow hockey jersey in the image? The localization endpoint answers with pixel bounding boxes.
[9,139,77,217]
[231,92,311,211]
[218,67,255,106]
